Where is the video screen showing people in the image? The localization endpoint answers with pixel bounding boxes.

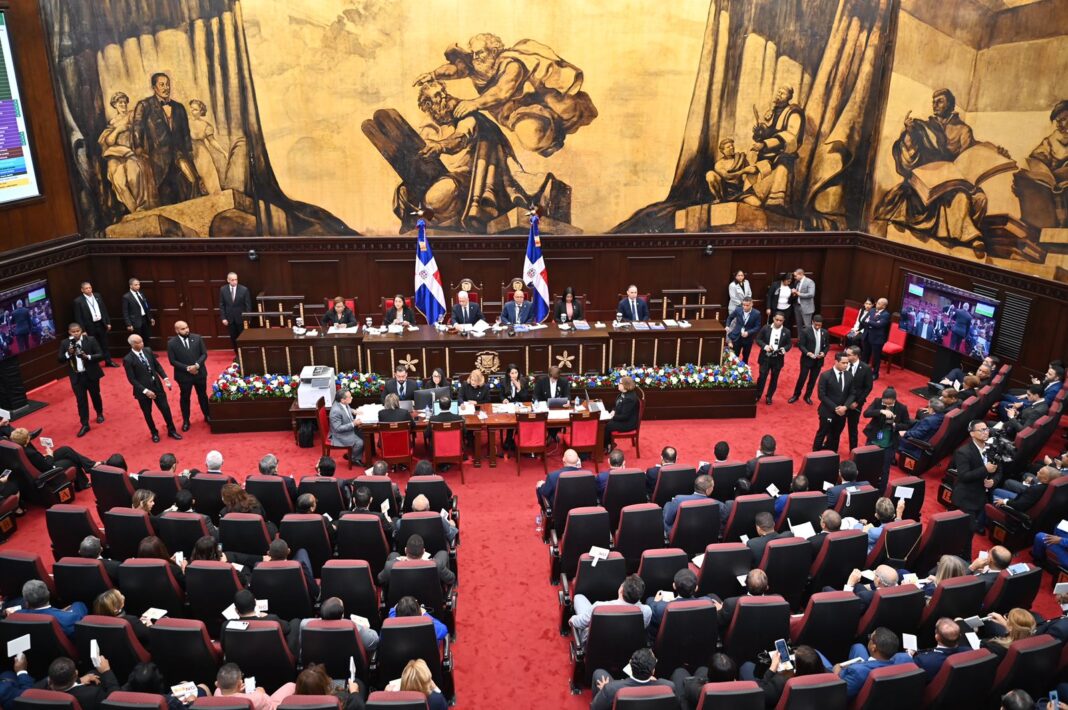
[898,273,999,359]
[0,279,57,361]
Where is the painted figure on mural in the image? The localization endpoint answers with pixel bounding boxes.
[187,99,227,195]
[132,72,204,208]
[1016,100,1068,228]
[743,86,805,212]
[98,91,149,213]
[705,138,757,203]
[413,33,597,157]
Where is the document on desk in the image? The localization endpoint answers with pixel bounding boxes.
[328,325,354,334]
[599,408,612,420]
[357,404,383,423]
[548,410,571,421]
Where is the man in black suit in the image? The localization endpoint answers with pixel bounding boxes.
[754,311,791,404]
[747,512,792,564]
[616,284,650,321]
[450,290,483,325]
[121,278,155,343]
[166,320,210,431]
[726,296,762,364]
[711,569,768,632]
[645,446,678,495]
[845,346,874,451]
[812,352,853,452]
[590,647,674,710]
[861,298,891,379]
[379,533,456,588]
[383,364,417,403]
[78,535,121,583]
[36,656,118,710]
[258,453,298,501]
[219,272,252,352]
[991,466,1055,515]
[131,72,201,207]
[352,484,393,537]
[72,281,116,367]
[1003,384,1048,438]
[123,334,181,443]
[534,365,572,402]
[58,323,105,437]
[229,589,299,653]
[839,565,899,613]
[9,298,32,351]
[951,420,1000,533]
[809,509,842,557]
[789,315,829,404]
[947,303,973,353]
[966,545,1012,591]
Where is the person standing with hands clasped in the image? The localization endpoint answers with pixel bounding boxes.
[812,352,852,453]
[952,420,1001,534]
[123,334,182,443]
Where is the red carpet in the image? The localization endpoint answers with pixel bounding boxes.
[2,350,1061,707]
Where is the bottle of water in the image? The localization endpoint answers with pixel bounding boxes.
[574,395,581,408]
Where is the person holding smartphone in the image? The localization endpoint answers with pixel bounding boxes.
[737,644,825,707]
[0,468,22,516]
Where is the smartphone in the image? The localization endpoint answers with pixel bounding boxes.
[1051,690,1059,706]
[774,638,793,670]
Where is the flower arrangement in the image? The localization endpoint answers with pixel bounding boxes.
[211,362,298,401]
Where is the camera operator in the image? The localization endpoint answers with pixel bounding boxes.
[862,387,911,492]
[58,322,105,438]
[951,420,1002,534]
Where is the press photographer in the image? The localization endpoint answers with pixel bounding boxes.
[57,322,105,437]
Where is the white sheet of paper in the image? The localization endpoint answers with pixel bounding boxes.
[822,481,833,491]
[736,574,747,586]
[894,486,914,500]
[322,512,332,522]
[349,656,357,682]
[1054,582,1068,595]
[227,620,249,630]
[965,632,980,650]
[5,605,20,614]
[380,499,390,513]
[740,534,750,544]
[7,634,30,658]
[350,615,370,629]
[440,509,449,519]
[902,573,920,586]
[658,591,676,602]
[143,608,167,621]
[0,408,10,420]
[173,551,184,565]
[589,545,610,567]
[698,461,709,470]
[39,437,54,449]
[222,604,239,620]
[963,615,983,629]
[547,410,570,421]
[860,570,876,581]
[842,516,859,530]
[244,678,256,694]
[231,562,244,572]
[255,599,268,612]
[766,483,780,497]
[90,639,101,666]
[691,553,705,568]
[979,550,989,561]
[421,551,431,560]
[902,633,918,652]
[171,682,197,701]
[1057,519,1068,535]
[790,521,817,539]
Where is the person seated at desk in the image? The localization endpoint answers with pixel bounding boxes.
[321,296,356,328]
[553,286,584,323]
[450,291,483,326]
[501,290,534,325]
[384,294,415,327]
[422,367,448,390]
[604,375,641,452]
[383,364,417,403]
[501,364,530,452]
[617,284,649,321]
[534,365,571,402]
[379,393,414,423]
[459,369,491,405]
[330,389,364,461]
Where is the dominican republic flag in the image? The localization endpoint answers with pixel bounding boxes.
[523,213,550,323]
[413,219,446,324]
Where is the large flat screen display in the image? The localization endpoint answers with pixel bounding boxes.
[898,272,999,359]
[0,12,41,205]
[0,279,56,360]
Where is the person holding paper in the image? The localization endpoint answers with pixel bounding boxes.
[321,296,356,328]
[918,555,969,599]
[121,662,210,707]
[379,533,455,588]
[500,289,534,325]
[553,286,584,324]
[773,475,809,518]
[754,312,791,405]
[980,609,1036,660]
[812,352,853,452]
[384,294,416,327]
[952,420,1001,533]
[8,427,97,492]
[292,663,363,709]
[136,536,187,589]
[295,494,337,550]
[589,648,675,710]
[825,460,860,509]
[939,355,997,390]
[92,589,153,650]
[746,512,794,564]
[450,290,484,326]
[213,662,295,710]
[710,569,768,633]
[394,494,457,547]
[38,656,119,710]
[352,485,394,538]
[968,546,1012,591]
[189,536,253,586]
[297,596,379,656]
[14,580,87,638]
[0,652,33,709]
[863,497,906,554]
[228,590,299,656]
[644,569,706,639]
[384,658,447,710]
[862,387,911,492]
[839,566,899,613]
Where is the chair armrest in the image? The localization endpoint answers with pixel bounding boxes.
[559,573,572,606]
[441,635,452,671]
[568,625,584,661]
[550,528,560,547]
[904,436,934,454]
[35,466,69,488]
[443,583,457,611]
[997,503,1031,526]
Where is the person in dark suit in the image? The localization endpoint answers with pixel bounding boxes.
[897,399,947,460]
[991,465,1054,513]
[166,320,210,431]
[765,274,796,331]
[257,453,297,502]
[553,286,584,323]
[123,334,181,442]
[8,427,97,491]
[726,297,762,365]
[219,272,252,352]
[534,366,572,402]
[131,72,201,206]
[947,302,973,353]
[616,284,649,321]
[711,569,768,632]
[754,311,791,404]
[589,648,674,710]
[844,298,874,349]
[9,298,32,352]
[352,484,393,537]
[1003,384,1049,438]
[450,291,484,325]
[812,352,853,452]
[862,387,911,492]
[379,393,414,423]
[835,628,904,700]
[951,420,1001,533]
[459,369,491,405]
[321,296,357,328]
[790,315,830,404]
[73,281,116,367]
[536,448,585,507]
[58,322,105,437]
[746,512,792,564]
[809,509,842,557]
[837,565,899,613]
[644,446,678,496]
[501,364,531,404]
[36,656,118,710]
[604,376,641,451]
[845,346,874,451]
[501,290,534,324]
[78,535,122,585]
[383,364,417,403]
[384,294,416,326]
[122,278,155,343]
[379,533,456,588]
[860,298,891,379]
[908,618,968,681]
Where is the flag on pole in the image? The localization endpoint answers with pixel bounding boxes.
[523,213,550,323]
[413,219,446,324]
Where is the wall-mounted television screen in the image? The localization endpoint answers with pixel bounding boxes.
[0,279,56,360]
[898,273,999,359]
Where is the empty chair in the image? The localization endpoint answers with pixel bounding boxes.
[917,577,987,647]
[155,512,211,558]
[137,472,182,515]
[851,446,884,484]
[668,499,721,557]
[750,456,792,495]
[12,690,83,710]
[0,551,54,600]
[570,606,647,690]
[89,465,136,518]
[376,618,453,702]
[185,561,245,633]
[551,507,612,584]
[45,505,104,561]
[187,474,231,522]
[402,475,456,514]
[222,620,297,693]
[775,674,847,710]
[848,663,926,710]
[117,559,185,616]
[277,698,339,710]
[789,592,865,663]
[191,699,253,710]
[653,598,718,677]
[710,462,748,503]
[650,465,697,507]
[541,471,599,542]
[336,513,391,578]
[103,508,155,561]
[613,686,679,708]
[920,649,998,709]
[694,681,764,710]
[864,520,921,570]
[559,552,627,635]
[809,530,868,592]
[721,495,775,542]
[636,549,689,602]
[775,492,827,531]
[797,451,840,493]
[378,421,415,472]
[300,619,370,683]
[564,410,602,471]
[601,469,648,530]
[243,476,294,525]
[982,565,1042,613]
[0,614,79,678]
[834,485,879,522]
[428,421,465,483]
[759,538,811,611]
[219,513,273,556]
[695,543,752,600]
[382,559,455,636]
[73,615,150,681]
[909,510,972,572]
[296,477,347,519]
[278,514,334,575]
[148,618,222,686]
[613,503,664,573]
[320,560,382,631]
[856,586,925,638]
[514,411,549,476]
[722,595,790,664]
[53,558,115,607]
[885,476,925,522]
[987,633,1061,700]
[364,692,428,710]
[250,561,314,619]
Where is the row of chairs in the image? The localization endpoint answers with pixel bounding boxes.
[14,690,435,710]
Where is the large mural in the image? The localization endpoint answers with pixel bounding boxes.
[39,0,1068,282]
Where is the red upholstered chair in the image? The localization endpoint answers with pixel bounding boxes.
[243,476,293,525]
[155,512,211,558]
[515,411,549,476]
[429,421,465,483]
[187,473,232,522]
[394,511,457,559]
[920,649,998,709]
[835,485,879,523]
[0,613,79,678]
[551,506,612,584]
[45,504,103,562]
[612,686,679,708]
[695,543,752,600]
[88,465,136,519]
[103,507,155,561]
[808,530,868,593]
[985,476,1068,550]
[320,560,382,631]
[100,693,168,710]
[117,559,185,616]
[789,591,865,663]
[0,550,54,599]
[774,492,827,531]
[750,456,792,495]
[222,620,297,693]
[710,462,748,502]
[278,513,334,574]
[565,409,602,472]
[636,548,689,600]
[278,698,340,710]
[348,476,401,515]
[541,471,599,542]
[0,492,18,542]
[981,564,1042,614]
[988,634,1062,700]
[848,663,926,710]
[695,682,764,710]
[609,389,645,458]
[337,513,391,578]
[652,598,718,677]
[856,585,925,638]
[850,446,884,485]
[250,560,314,620]
[378,421,414,472]
[558,552,627,635]
[721,494,775,542]
[192,699,253,710]
[881,321,906,372]
[759,537,812,611]
[917,577,987,647]
[613,503,664,573]
[74,616,151,681]
[185,561,245,634]
[316,402,353,469]
[382,559,456,636]
[149,618,223,686]
[12,690,84,710]
[53,557,115,607]
[886,476,925,522]
[0,439,76,507]
[570,606,647,691]
[219,512,273,557]
[364,691,428,710]
[723,595,790,664]
[377,617,454,701]
[379,296,414,318]
[650,465,697,507]
[774,674,847,710]
[401,475,456,514]
[668,499,722,556]
[602,469,649,530]
[909,510,972,572]
[797,451,839,493]
[137,472,181,514]
[296,477,347,519]
[865,519,922,570]
[827,304,860,346]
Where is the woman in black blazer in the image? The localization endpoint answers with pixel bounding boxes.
[384,294,416,326]
[460,369,491,404]
[322,296,356,327]
[765,273,797,326]
[603,375,641,451]
[379,393,414,423]
[501,364,530,452]
[553,286,584,323]
[845,297,874,348]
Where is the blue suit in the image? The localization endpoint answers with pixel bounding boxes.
[911,646,969,681]
[501,301,534,325]
[839,644,911,699]
[538,466,583,506]
[898,412,945,459]
[1034,532,1068,567]
[595,471,611,498]
[826,483,850,509]
[14,603,88,638]
[663,492,707,536]
[617,297,649,322]
[0,670,33,710]
[727,307,762,363]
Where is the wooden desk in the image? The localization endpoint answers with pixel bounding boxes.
[237,321,725,378]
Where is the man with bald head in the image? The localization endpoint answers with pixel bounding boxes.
[450,290,483,326]
[167,320,210,431]
[123,334,181,442]
[910,617,966,680]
